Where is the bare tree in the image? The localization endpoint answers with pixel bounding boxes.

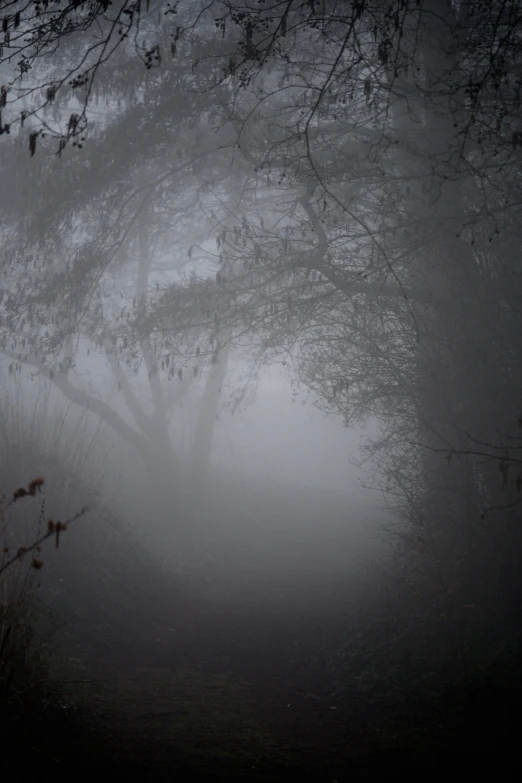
[1,0,521,605]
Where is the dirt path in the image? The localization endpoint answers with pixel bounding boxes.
[81,662,367,781]
[69,600,378,782]
[38,553,388,782]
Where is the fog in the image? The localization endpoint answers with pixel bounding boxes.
[214,366,366,494]
[1,1,521,780]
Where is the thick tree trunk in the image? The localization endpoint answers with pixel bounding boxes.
[386,0,488,601]
[181,339,231,552]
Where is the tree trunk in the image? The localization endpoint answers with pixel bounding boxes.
[184,338,231,543]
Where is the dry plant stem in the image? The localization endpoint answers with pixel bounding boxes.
[0,507,89,578]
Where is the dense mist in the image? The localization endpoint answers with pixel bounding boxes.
[1,1,522,780]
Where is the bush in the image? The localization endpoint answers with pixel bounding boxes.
[1,478,89,778]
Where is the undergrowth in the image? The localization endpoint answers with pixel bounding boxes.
[0,478,90,780]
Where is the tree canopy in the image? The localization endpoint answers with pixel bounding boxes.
[0,1,521,591]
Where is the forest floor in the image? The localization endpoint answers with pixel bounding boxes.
[50,599,381,782]
[4,549,522,781]
[6,594,519,783]
[64,634,519,782]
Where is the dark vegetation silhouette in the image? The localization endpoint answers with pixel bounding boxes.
[1,0,522,779]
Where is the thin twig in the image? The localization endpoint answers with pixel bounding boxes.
[0,507,89,578]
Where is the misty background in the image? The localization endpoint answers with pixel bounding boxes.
[0,1,521,780]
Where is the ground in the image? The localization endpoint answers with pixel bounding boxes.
[71,594,374,782]
[4,508,521,781]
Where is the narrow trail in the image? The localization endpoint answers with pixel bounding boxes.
[71,587,377,782]
[44,515,389,781]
